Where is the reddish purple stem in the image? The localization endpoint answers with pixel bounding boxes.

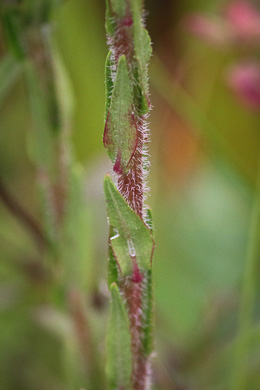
[105,6,151,388]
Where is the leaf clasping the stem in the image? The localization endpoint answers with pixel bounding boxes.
[104,175,154,277]
[106,283,132,390]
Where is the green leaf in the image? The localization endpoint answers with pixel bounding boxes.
[108,239,119,287]
[103,55,137,174]
[104,175,154,275]
[105,51,114,117]
[61,165,94,292]
[24,60,54,171]
[50,41,74,129]
[106,283,132,390]
[134,83,150,116]
[105,0,115,35]
[130,1,152,113]
[1,7,25,60]
[110,0,126,18]
[0,54,21,110]
[105,0,127,34]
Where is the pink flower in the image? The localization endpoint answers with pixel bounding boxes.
[185,14,231,46]
[225,1,260,42]
[227,62,260,110]
[186,1,260,47]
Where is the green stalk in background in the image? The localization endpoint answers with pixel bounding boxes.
[231,156,260,390]
[0,2,100,388]
[0,0,66,250]
[0,0,91,280]
[103,1,155,389]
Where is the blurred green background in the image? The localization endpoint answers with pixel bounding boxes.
[1,0,260,389]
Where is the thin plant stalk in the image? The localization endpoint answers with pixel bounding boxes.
[103,1,154,389]
[150,55,255,187]
[231,154,260,390]
[0,177,48,250]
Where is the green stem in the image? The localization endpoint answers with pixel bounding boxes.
[231,154,260,390]
[0,177,48,250]
[0,54,21,106]
[23,26,72,251]
[103,1,154,388]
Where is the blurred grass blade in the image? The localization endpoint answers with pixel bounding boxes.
[106,283,132,390]
[50,40,74,129]
[23,59,57,243]
[0,6,25,60]
[150,55,254,186]
[0,54,21,109]
[24,60,54,171]
[104,175,154,275]
[231,157,260,390]
[61,165,94,292]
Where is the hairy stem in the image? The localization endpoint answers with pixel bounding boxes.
[118,118,145,218]
[104,1,154,389]
[120,275,149,390]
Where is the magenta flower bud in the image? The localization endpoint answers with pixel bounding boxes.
[227,62,260,110]
[225,1,260,43]
[186,1,260,48]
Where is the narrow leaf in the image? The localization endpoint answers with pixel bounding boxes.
[61,165,94,292]
[50,41,74,129]
[106,283,132,390]
[105,51,114,117]
[1,7,25,60]
[105,0,115,34]
[108,240,119,287]
[24,60,54,171]
[103,55,137,174]
[104,175,154,275]
[105,0,127,34]
[110,0,126,18]
[130,0,152,113]
[0,54,21,110]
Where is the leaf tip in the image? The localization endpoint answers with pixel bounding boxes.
[104,173,112,187]
[117,54,128,74]
[110,282,118,292]
[103,174,115,199]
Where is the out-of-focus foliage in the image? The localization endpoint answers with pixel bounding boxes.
[0,0,260,389]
